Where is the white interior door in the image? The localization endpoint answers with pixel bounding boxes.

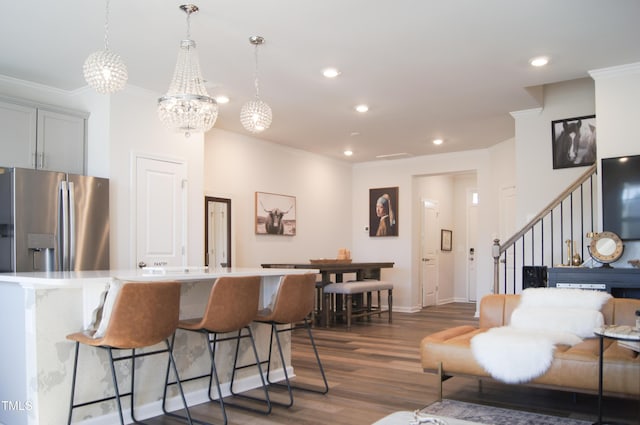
[135,156,187,269]
[467,190,478,302]
[421,200,439,306]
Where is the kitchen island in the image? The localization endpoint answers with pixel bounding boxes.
[0,267,316,425]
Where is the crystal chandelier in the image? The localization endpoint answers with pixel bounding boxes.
[83,0,128,94]
[158,4,218,137]
[240,36,272,133]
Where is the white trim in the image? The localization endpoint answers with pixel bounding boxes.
[510,108,543,119]
[0,74,73,96]
[589,62,640,80]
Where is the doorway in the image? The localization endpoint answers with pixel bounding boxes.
[416,172,478,307]
[205,196,231,267]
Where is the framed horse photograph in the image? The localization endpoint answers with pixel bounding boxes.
[551,115,596,169]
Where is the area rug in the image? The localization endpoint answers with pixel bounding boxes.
[421,399,591,425]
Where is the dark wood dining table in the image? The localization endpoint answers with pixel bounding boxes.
[261,261,394,283]
[261,262,395,327]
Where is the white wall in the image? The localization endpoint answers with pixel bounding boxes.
[9,64,640,309]
[352,149,499,311]
[203,128,353,267]
[0,78,206,270]
[511,69,640,267]
[590,62,640,263]
[108,86,205,269]
[513,77,595,226]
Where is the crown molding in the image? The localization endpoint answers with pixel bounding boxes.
[589,62,640,80]
[510,107,543,119]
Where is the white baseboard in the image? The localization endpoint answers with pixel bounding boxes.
[75,367,292,425]
[393,305,422,313]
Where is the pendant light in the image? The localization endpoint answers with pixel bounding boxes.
[240,36,272,133]
[157,4,218,137]
[83,0,128,94]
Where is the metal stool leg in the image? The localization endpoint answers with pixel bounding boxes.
[228,327,272,414]
[107,348,126,425]
[67,342,80,425]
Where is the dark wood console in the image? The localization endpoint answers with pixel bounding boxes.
[548,267,640,299]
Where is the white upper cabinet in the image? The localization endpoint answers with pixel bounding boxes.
[36,109,86,174]
[0,101,37,169]
[0,97,87,174]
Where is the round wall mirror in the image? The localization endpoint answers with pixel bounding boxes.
[589,231,623,267]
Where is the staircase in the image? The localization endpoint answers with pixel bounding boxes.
[492,164,597,294]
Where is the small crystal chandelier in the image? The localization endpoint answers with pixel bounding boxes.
[83,0,128,94]
[158,4,218,137]
[240,36,273,133]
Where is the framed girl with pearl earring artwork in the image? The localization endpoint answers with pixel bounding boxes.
[369,187,398,237]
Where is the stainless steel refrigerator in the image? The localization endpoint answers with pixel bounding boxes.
[0,167,109,272]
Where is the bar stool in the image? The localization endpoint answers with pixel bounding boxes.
[252,273,329,407]
[66,280,192,425]
[163,275,270,425]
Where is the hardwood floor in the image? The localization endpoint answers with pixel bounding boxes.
[154,303,640,424]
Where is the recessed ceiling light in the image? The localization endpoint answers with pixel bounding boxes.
[215,95,230,104]
[530,56,549,67]
[355,104,369,113]
[433,139,443,145]
[323,68,341,78]
[344,150,353,156]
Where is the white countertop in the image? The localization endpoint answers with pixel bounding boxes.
[0,266,318,288]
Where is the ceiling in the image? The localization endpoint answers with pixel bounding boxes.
[2,1,640,163]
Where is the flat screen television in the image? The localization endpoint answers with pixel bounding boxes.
[602,154,640,240]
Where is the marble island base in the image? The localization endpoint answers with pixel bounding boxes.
[0,267,314,425]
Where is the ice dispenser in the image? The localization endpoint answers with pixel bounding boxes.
[27,233,56,272]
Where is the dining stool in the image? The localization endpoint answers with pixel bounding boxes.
[66,280,192,425]
[163,275,270,425]
[251,273,329,407]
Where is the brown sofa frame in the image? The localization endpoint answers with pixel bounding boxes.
[420,294,640,400]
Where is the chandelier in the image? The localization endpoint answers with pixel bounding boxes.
[240,36,272,133]
[83,0,128,94]
[158,4,218,137]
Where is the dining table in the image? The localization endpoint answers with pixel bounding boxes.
[261,261,394,283]
[261,261,395,326]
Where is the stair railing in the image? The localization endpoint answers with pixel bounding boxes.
[492,164,597,294]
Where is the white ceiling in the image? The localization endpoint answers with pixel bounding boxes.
[2,1,640,162]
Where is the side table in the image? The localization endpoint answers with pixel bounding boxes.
[593,325,640,425]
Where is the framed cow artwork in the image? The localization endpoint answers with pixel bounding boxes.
[255,192,296,236]
[551,115,596,169]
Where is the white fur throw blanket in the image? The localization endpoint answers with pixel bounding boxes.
[470,288,611,384]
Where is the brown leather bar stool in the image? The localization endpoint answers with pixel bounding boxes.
[252,273,329,407]
[163,275,270,425]
[66,280,192,425]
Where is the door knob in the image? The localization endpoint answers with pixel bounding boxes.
[138,261,147,269]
